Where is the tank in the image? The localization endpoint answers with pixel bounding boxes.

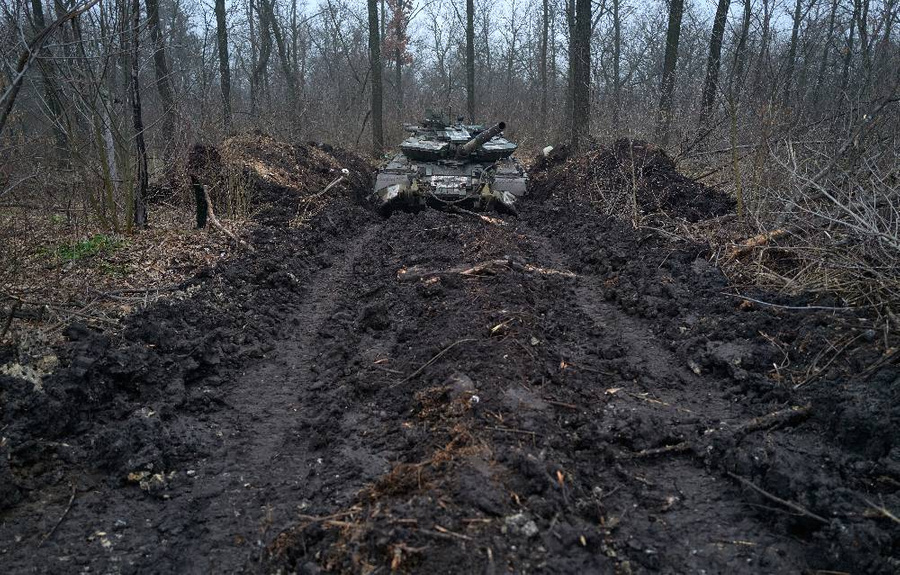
[373,113,528,214]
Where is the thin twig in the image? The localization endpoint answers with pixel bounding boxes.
[727,472,829,524]
[722,292,860,311]
[489,426,542,437]
[623,442,691,459]
[393,338,477,386]
[38,482,76,548]
[795,333,865,388]
[303,173,346,202]
[863,499,900,524]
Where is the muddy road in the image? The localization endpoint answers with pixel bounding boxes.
[1,145,898,573]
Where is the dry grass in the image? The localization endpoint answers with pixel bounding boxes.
[0,203,252,350]
[714,141,900,328]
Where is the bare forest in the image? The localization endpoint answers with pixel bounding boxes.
[1,0,899,572]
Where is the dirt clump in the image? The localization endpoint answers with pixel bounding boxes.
[531,138,734,222]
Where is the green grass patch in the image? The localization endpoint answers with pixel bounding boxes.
[52,234,123,262]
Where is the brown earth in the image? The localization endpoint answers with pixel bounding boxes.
[0,137,897,574]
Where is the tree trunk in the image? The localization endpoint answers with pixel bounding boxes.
[396,43,403,121]
[29,0,68,155]
[698,0,730,129]
[145,0,176,161]
[752,0,772,92]
[611,0,621,131]
[656,0,684,147]
[265,0,300,129]
[731,0,751,98]
[214,0,232,131]
[814,0,839,97]
[367,0,383,154]
[782,0,804,106]
[855,0,872,89]
[540,0,549,134]
[565,0,575,137]
[130,0,148,228]
[466,0,475,122]
[841,0,858,95]
[570,0,590,149]
[250,0,272,118]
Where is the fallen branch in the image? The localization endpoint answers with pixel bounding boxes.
[727,472,829,524]
[861,347,898,377]
[398,257,576,283]
[722,293,859,312]
[448,205,508,226]
[864,499,900,525]
[201,184,254,252]
[617,405,811,460]
[733,404,812,436]
[624,442,691,459]
[296,507,363,527]
[432,525,472,541]
[796,333,865,388]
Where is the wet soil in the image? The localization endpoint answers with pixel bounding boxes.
[1,140,898,574]
[530,139,734,222]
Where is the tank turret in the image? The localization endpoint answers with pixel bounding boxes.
[374,116,527,214]
[456,122,506,158]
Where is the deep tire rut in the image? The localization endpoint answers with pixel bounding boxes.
[182,222,384,570]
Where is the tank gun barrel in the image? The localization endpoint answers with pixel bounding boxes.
[456,122,506,157]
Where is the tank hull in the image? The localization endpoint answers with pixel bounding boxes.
[374,153,527,214]
[374,119,527,215]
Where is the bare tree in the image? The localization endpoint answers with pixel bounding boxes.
[28,0,68,154]
[698,0,730,131]
[611,0,622,131]
[145,0,176,161]
[730,0,751,98]
[385,0,411,123]
[783,0,810,105]
[128,0,148,227]
[539,0,549,133]
[570,0,591,149]
[368,0,383,154]
[466,0,475,121]
[656,0,684,146]
[250,0,273,118]
[215,0,232,131]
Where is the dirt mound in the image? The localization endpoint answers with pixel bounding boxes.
[530,139,734,222]
[187,131,373,226]
[1,136,374,510]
